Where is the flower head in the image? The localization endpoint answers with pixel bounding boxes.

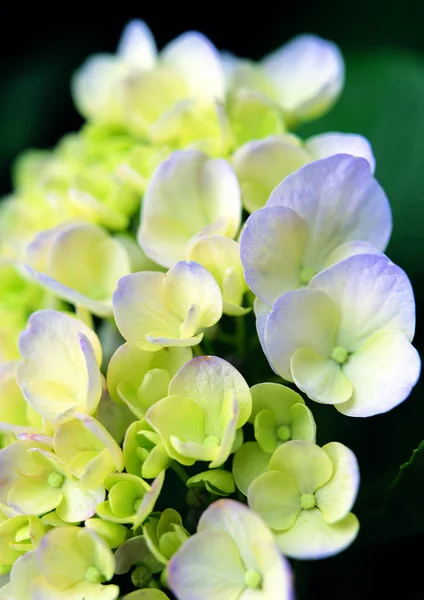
[264,254,420,416]
[113,262,223,351]
[241,154,392,307]
[138,150,241,268]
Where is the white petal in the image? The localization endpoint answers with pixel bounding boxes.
[138,150,241,268]
[306,132,375,174]
[232,135,309,213]
[161,32,225,100]
[117,20,157,69]
[265,289,339,380]
[241,206,307,305]
[316,442,360,523]
[275,508,359,559]
[268,155,392,268]
[337,329,421,417]
[310,253,416,347]
[291,347,353,405]
[262,35,344,121]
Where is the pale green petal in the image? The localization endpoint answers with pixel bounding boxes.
[187,236,248,315]
[26,223,130,317]
[141,444,172,479]
[232,442,270,495]
[112,272,178,351]
[275,508,359,559]
[209,395,238,468]
[17,310,102,422]
[84,519,129,549]
[249,382,304,424]
[227,90,286,147]
[290,404,316,442]
[291,347,353,405]
[71,54,127,124]
[113,263,222,351]
[268,441,333,494]
[254,409,278,453]
[145,395,205,465]
[187,470,235,496]
[107,342,188,407]
[162,261,223,334]
[134,471,165,529]
[7,481,62,516]
[121,590,169,600]
[138,150,241,268]
[56,479,105,523]
[248,470,301,530]
[315,442,359,523]
[36,526,91,588]
[169,356,251,431]
[232,135,309,213]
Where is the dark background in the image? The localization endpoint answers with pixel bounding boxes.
[2,3,424,598]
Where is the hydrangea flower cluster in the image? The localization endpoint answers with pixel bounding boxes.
[0,19,420,600]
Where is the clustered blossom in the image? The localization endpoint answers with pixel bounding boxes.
[0,18,419,600]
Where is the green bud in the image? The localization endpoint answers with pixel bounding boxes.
[331,346,349,365]
[300,493,316,510]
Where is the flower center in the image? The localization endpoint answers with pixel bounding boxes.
[277,425,291,442]
[331,346,349,365]
[245,569,262,589]
[85,566,103,583]
[204,435,220,448]
[299,267,316,285]
[47,472,64,488]
[300,493,316,510]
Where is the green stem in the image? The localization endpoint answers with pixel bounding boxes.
[171,462,189,484]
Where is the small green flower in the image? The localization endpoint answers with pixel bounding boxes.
[0,441,105,523]
[145,356,251,468]
[96,472,164,529]
[84,518,130,549]
[107,343,191,416]
[249,382,316,453]
[7,526,119,599]
[0,515,45,574]
[248,440,360,559]
[123,419,172,480]
[53,413,124,489]
[143,509,189,565]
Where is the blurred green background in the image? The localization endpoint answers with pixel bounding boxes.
[2,2,424,598]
